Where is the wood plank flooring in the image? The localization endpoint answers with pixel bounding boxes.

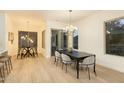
[4,55,124,83]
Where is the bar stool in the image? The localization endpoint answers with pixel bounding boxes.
[0,57,10,74]
[0,55,12,71]
[0,63,5,83]
[6,55,13,70]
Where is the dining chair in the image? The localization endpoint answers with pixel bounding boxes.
[35,47,38,56]
[0,55,13,74]
[22,48,28,58]
[5,55,13,71]
[80,55,97,80]
[32,47,38,57]
[17,48,26,59]
[61,53,74,73]
[17,48,21,59]
[54,51,61,66]
[0,63,5,83]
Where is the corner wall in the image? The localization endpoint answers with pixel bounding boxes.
[6,13,46,56]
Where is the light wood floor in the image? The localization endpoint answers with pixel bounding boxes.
[4,55,124,83]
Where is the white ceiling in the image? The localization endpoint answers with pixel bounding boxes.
[5,10,101,23]
[40,10,100,23]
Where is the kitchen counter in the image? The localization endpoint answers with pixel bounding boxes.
[0,50,8,56]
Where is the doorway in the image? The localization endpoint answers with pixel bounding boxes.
[51,29,68,56]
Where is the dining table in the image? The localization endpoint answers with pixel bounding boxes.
[57,49,96,79]
[19,47,35,58]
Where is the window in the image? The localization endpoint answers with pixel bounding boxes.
[73,30,78,49]
[105,17,124,56]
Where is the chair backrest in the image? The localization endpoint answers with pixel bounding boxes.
[61,53,71,62]
[18,48,24,54]
[33,47,37,53]
[21,48,27,54]
[82,55,95,65]
[55,51,61,58]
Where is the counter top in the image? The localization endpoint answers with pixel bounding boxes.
[0,50,7,55]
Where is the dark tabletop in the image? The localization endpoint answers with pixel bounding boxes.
[57,49,94,60]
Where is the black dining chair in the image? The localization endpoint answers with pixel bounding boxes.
[79,55,97,80]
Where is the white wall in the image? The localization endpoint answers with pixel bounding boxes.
[45,20,67,58]
[0,12,67,57]
[74,11,124,73]
[0,12,6,51]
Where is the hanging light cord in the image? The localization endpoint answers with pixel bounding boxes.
[69,10,72,26]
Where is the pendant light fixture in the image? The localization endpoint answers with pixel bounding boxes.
[63,10,78,34]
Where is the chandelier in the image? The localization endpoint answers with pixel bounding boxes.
[63,10,78,33]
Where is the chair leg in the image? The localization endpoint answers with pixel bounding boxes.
[56,60,58,66]
[65,64,67,73]
[94,70,97,77]
[74,62,76,69]
[87,66,90,80]
[54,58,56,64]
[5,61,9,75]
[0,67,4,83]
[17,54,19,59]
[80,64,83,70]
[7,60,11,73]
[9,57,13,70]
[21,54,23,59]
[0,68,3,82]
[94,65,97,77]
[2,66,5,81]
[62,63,64,70]
[36,51,38,56]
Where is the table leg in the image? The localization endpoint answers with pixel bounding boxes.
[76,60,79,79]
